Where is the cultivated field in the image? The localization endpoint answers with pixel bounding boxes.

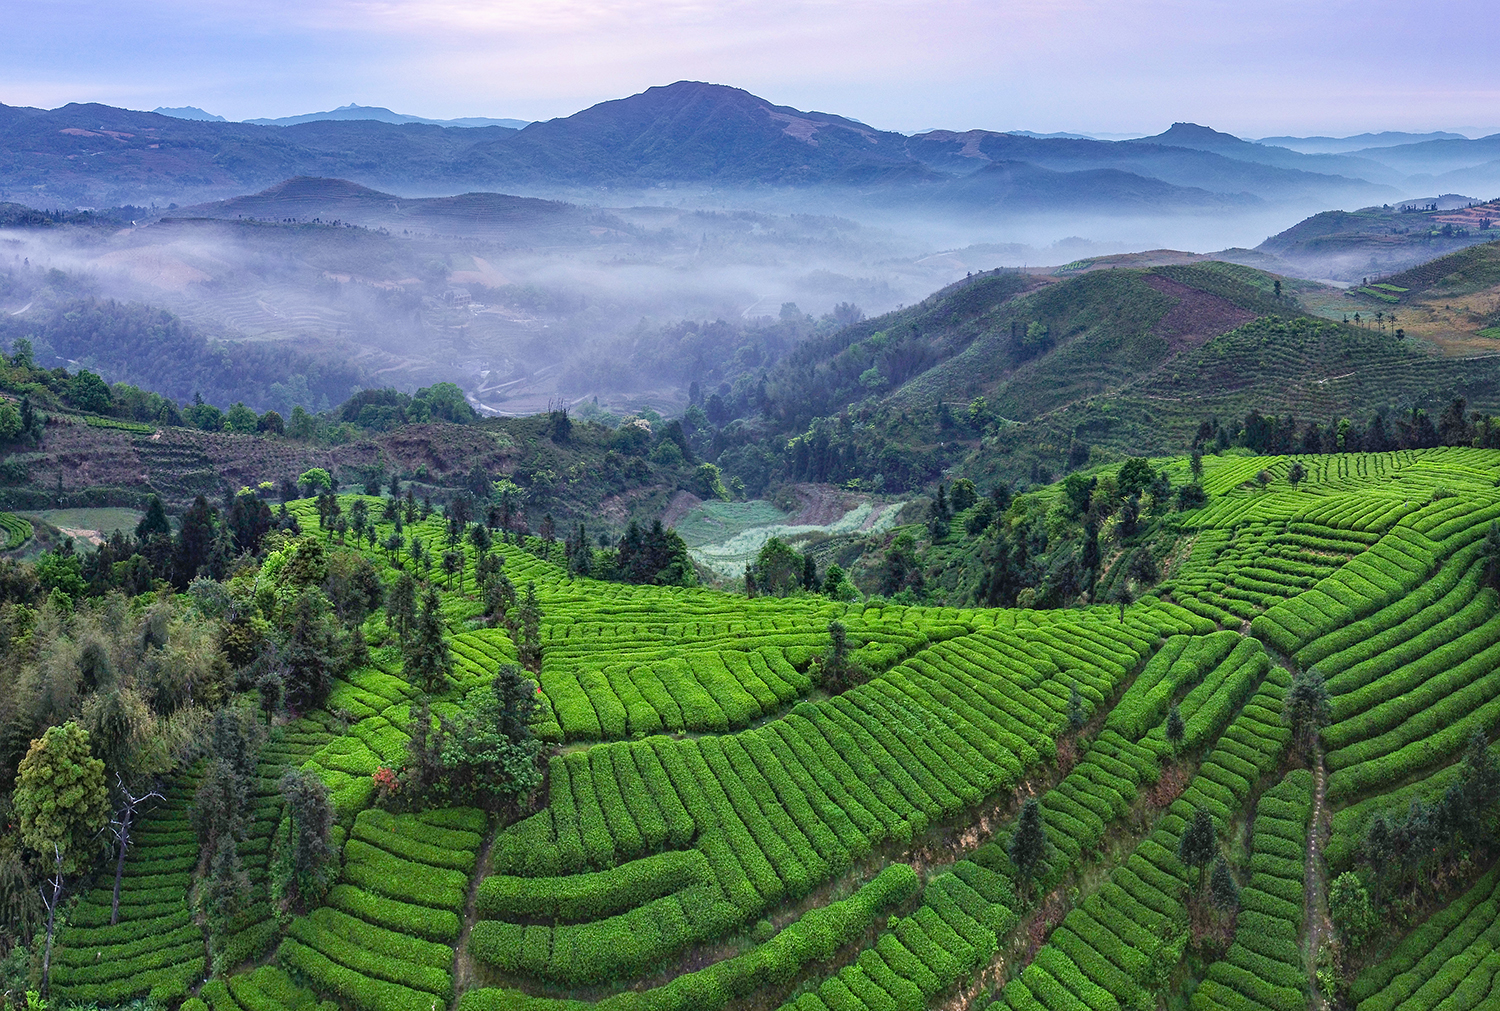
[48,447,1500,1011]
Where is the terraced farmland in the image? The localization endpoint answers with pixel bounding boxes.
[43,446,1500,1010]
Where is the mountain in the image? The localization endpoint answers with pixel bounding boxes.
[244,102,528,130]
[0,102,515,207]
[451,81,917,186]
[1133,122,1400,183]
[173,175,623,241]
[903,160,1256,215]
[1259,130,1468,154]
[902,129,1393,204]
[151,105,226,122]
[0,83,1410,214]
[1343,134,1500,176]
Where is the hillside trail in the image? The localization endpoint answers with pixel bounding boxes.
[450,818,501,1009]
[1305,743,1331,1010]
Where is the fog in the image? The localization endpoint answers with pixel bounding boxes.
[0,185,1321,416]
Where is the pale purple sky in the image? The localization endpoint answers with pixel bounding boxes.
[5,0,1497,137]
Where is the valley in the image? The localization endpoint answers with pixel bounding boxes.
[7,69,1500,1011]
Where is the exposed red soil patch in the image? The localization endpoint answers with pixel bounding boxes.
[785,483,869,526]
[660,489,703,527]
[1144,274,1257,357]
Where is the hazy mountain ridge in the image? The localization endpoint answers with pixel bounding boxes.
[2,81,1488,217]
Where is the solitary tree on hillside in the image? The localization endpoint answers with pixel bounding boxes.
[1483,523,1500,590]
[1283,667,1332,761]
[1068,686,1086,732]
[1009,798,1047,902]
[1165,704,1185,755]
[1287,461,1306,489]
[1210,854,1239,912]
[1178,808,1217,893]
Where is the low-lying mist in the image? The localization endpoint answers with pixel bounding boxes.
[0,182,1321,417]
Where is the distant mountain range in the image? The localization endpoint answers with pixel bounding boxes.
[242,103,529,130]
[5,82,1500,215]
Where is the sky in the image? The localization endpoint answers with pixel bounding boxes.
[3,0,1498,137]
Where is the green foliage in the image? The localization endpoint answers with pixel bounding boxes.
[1329,871,1375,948]
[13,722,108,873]
[273,770,337,909]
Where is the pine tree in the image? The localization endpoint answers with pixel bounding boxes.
[1178,808,1217,893]
[516,582,542,671]
[1068,686,1086,732]
[387,571,416,642]
[275,770,336,908]
[196,832,249,933]
[1165,704,1185,754]
[1209,854,1239,912]
[404,587,453,693]
[1284,667,1332,760]
[1009,798,1047,901]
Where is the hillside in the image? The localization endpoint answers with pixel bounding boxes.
[9,443,1500,1011]
[703,256,1500,499]
[1254,200,1500,281]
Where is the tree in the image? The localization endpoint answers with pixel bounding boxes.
[928,482,951,539]
[1330,872,1376,948]
[822,563,857,602]
[1112,580,1135,623]
[484,563,517,627]
[1287,461,1306,488]
[1209,854,1239,913]
[228,490,273,555]
[1067,685,1086,732]
[1461,730,1500,837]
[516,581,542,671]
[881,532,924,597]
[195,833,250,943]
[1283,667,1332,760]
[13,722,108,875]
[387,571,417,643]
[280,588,342,710]
[1484,523,1500,590]
[1361,812,1392,889]
[751,537,805,597]
[173,494,217,588]
[324,549,383,626]
[69,369,112,413]
[136,494,171,540]
[816,621,867,694]
[1118,457,1155,499]
[1178,808,1217,893]
[436,664,544,807]
[274,770,337,909]
[298,468,331,497]
[441,549,464,590]
[404,587,453,693]
[1128,548,1158,586]
[257,671,285,727]
[950,478,978,512]
[1009,798,1047,901]
[1165,704,1185,754]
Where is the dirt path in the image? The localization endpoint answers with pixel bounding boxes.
[1305,745,1331,1010]
[451,818,501,1008]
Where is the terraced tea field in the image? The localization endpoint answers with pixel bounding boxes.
[47,447,1500,1011]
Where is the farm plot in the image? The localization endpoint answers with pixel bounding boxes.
[47,449,1500,1011]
